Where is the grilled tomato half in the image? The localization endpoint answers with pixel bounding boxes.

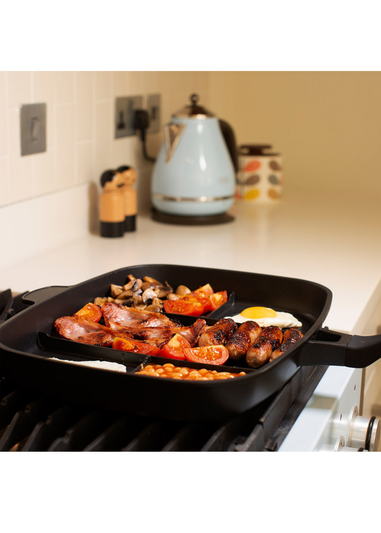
[158,334,191,360]
[184,345,229,366]
[74,303,102,323]
[112,337,160,356]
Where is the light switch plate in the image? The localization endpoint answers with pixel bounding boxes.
[115,95,143,138]
[20,103,46,156]
[146,94,161,134]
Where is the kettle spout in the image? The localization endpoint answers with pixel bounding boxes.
[163,123,186,163]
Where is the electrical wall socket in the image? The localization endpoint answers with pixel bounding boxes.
[20,103,46,156]
[115,95,143,138]
[146,94,161,134]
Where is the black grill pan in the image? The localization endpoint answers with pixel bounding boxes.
[1,264,380,422]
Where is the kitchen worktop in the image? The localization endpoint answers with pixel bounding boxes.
[1,186,381,451]
[1,187,381,336]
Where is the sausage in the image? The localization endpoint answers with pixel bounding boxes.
[270,328,304,361]
[198,318,237,347]
[246,325,283,368]
[225,321,262,360]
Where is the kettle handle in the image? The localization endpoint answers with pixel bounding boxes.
[219,120,239,174]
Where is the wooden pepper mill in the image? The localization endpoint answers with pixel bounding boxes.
[99,169,125,238]
[116,165,137,232]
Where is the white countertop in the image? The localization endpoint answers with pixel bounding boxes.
[2,187,381,452]
[2,188,381,335]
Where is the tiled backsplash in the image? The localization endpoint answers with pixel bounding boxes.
[0,71,210,212]
[0,71,210,269]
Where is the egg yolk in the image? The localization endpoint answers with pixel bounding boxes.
[240,306,277,319]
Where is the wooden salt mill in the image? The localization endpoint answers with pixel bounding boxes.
[116,165,137,232]
[99,169,125,238]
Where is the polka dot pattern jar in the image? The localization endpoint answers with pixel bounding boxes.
[236,145,283,204]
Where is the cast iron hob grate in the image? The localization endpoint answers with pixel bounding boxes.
[0,365,326,452]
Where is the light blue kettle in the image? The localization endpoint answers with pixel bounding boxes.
[151,94,238,217]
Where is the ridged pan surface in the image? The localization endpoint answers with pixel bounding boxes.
[0,264,332,421]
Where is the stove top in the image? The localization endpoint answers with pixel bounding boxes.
[0,289,327,451]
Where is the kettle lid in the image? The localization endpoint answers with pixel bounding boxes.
[173,94,215,119]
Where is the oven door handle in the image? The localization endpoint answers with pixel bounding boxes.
[297,327,381,368]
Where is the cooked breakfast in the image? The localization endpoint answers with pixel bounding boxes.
[53,275,304,371]
[198,318,237,347]
[54,315,133,346]
[54,297,303,370]
[246,325,284,368]
[136,363,246,381]
[227,306,302,328]
[93,275,228,316]
[270,327,304,362]
[225,321,262,360]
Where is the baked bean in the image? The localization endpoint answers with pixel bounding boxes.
[135,364,246,381]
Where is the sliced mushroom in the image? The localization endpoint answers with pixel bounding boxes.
[152,297,164,309]
[141,280,162,291]
[118,289,133,299]
[115,298,135,307]
[110,284,123,298]
[167,293,180,301]
[123,278,143,292]
[143,276,160,283]
[154,286,173,299]
[135,303,147,310]
[145,304,162,313]
[142,288,157,304]
[132,293,143,305]
[94,297,107,307]
[114,298,130,305]
[175,285,191,296]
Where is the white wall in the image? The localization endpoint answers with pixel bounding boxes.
[0,71,210,268]
[209,72,381,196]
[0,71,210,215]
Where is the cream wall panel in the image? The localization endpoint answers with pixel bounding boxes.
[55,71,75,104]
[142,71,160,94]
[114,71,128,97]
[123,71,144,96]
[95,71,113,100]
[209,71,381,196]
[76,72,94,142]
[94,100,113,178]
[8,108,33,203]
[0,71,212,267]
[33,71,55,149]
[111,136,134,172]
[0,71,211,211]
[33,149,55,197]
[76,142,95,185]
[0,72,7,157]
[0,157,9,206]
[0,185,90,269]
[7,71,32,109]
[56,104,75,189]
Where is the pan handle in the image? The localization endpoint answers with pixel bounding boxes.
[297,328,381,368]
[21,286,70,306]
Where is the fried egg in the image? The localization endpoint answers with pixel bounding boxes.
[227,306,302,328]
